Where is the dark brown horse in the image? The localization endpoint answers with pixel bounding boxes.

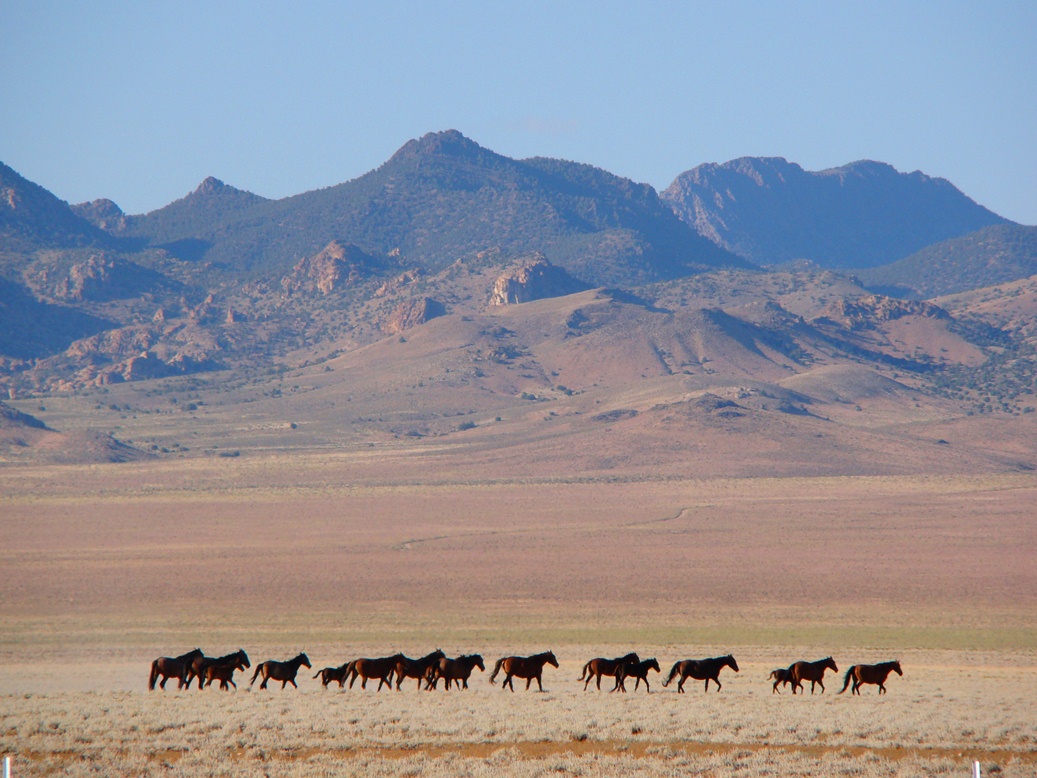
[663,654,739,693]
[769,667,792,694]
[788,657,838,695]
[394,649,446,691]
[203,653,250,690]
[838,660,903,695]
[148,648,203,690]
[249,653,311,690]
[313,663,351,688]
[426,654,485,690]
[489,651,559,692]
[187,649,250,691]
[348,653,406,691]
[612,658,661,693]
[578,652,639,691]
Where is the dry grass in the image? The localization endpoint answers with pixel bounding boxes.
[1,649,1035,776]
[2,458,1035,774]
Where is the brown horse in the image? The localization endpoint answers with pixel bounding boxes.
[838,660,903,695]
[148,648,203,690]
[203,653,250,690]
[394,649,446,691]
[663,654,739,693]
[489,651,559,692]
[769,667,792,694]
[348,653,406,691]
[249,653,311,690]
[612,658,661,693]
[788,657,838,695]
[578,652,639,691]
[313,663,351,688]
[187,649,250,691]
[426,654,485,690]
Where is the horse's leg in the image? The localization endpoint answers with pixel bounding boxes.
[644,677,650,693]
[536,674,544,692]
[526,676,533,690]
[677,675,685,693]
[817,679,825,694]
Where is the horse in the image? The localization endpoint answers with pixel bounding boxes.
[249,653,311,690]
[348,653,406,691]
[203,653,250,690]
[489,651,559,692]
[769,667,792,694]
[611,658,661,693]
[394,649,446,691]
[662,654,739,693]
[838,661,903,695]
[578,652,639,691]
[425,654,485,690]
[313,663,351,688]
[187,649,250,691]
[148,648,203,690]
[788,657,838,695]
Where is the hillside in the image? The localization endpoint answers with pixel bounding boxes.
[661,157,1008,268]
[2,136,1036,475]
[857,223,1037,298]
[119,130,750,286]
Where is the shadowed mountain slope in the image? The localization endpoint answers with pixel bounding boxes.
[662,157,1009,269]
[857,223,1037,299]
[121,130,751,285]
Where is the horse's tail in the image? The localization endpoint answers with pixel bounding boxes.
[148,661,159,690]
[662,662,680,687]
[249,663,263,687]
[488,657,506,685]
[837,666,854,694]
[313,670,322,680]
[577,660,592,681]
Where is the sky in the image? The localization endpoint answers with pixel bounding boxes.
[2,1,1035,224]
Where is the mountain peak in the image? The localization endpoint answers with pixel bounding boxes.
[194,176,227,196]
[388,130,490,164]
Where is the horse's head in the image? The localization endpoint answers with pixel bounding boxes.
[189,648,204,660]
[471,654,485,672]
[238,649,251,668]
[825,657,838,673]
[647,658,660,673]
[726,655,739,672]
[892,660,903,676]
[431,648,446,661]
[298,653,311,668]
[545,651,559,668]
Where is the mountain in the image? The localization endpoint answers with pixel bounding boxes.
[1,162,112,250]
[857,223,1037,299]
[661,157,1009,269]
[122,130,752,285]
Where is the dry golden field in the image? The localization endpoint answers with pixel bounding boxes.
[2,455,1036,775]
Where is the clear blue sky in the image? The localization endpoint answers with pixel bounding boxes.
[3,1,1035,224]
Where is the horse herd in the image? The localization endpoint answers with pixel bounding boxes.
[149,649,904,696]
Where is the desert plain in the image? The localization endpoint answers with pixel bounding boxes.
[1,450,1035,776]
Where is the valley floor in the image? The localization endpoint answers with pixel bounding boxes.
[1,457,1035,775]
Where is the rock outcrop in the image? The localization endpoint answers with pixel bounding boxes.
[383,297,446,334]
[281,241,383,296]
[488,255,590,306]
